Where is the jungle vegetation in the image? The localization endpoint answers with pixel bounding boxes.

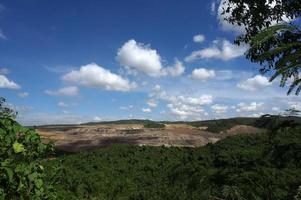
[44,124,301,200]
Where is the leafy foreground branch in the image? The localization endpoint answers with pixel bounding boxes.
[0,98,55,199]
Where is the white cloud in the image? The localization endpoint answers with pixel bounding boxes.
[62,110,69,114]
[151,85,213,106]
[193,34,205,43]
[288,101,301,111]
[58,101,68,108]
[217,0,246,33]
[185,39,248,62]
[146,99,158,107]
[142,108,152,113]
[272,106,280,112]
[179,95,213,106]
[211,104,228,114]
[237,75,272,91]
[117,39,163,77]
[150,85,212,120]
[235,102,263,112]
[0,75,20,89]
[190,68,215,81]
[93,116,102,121]
[163,59,185,77]
[117,39,185,77]
[153,85,161,92]
[167,103,206,120]
[18,92,29,98]
[250,112,264,118]
[45,86,79,96]
[62,63,136,92]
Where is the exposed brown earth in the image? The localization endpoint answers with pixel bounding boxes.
[37,123,264,152]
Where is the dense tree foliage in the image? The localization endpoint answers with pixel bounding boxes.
[189,117,258,133]
[44,125,301,199]
[143,122,165,129]
[221,0,301,44]
[0,97,17,119]
[0,97,55,199]
[221,0,301,94]
[247,23,301,94]
[188,116,301,133]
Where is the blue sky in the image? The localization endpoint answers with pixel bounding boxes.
[0,0,300,125]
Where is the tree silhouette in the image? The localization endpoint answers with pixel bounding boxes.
[221,0,301,94]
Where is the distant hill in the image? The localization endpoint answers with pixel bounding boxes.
[186,116,301,133]
[36,116,301,134]
[83,119,154,125]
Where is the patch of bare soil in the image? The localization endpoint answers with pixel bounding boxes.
[37,123,263,152]
[224,125,264,136]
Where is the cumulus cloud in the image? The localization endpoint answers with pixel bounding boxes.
[151,85,213,106]
[288,101,301,111]
[237,75,272,91]
[18,92,29,98]
[45,86,79,96]
[117,40,185,77]
[163,59,185,77]
[62,110,70,114]
[217,0,246,33]
[93,116,102,121]
[142,108,152,113]
[58,101,68,108]
[185,39,248,62]
[117,39,163,77]
[62,63,136,92]
[146,99,158,108]
[193,34,205,43]
[150,85,212,119]
[0,75,20,89]
[211,104,228,114]
[235,102,263,112]
[190,68,215,81]
[272,106,280,112]
[250,112,265,118]
[167,103,206,120]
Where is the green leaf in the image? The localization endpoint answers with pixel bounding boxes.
[35,179,43,189]
[2,167,14,183]
[13,142,25,153]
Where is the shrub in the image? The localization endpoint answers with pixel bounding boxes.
[0,97,55,199]
[143,122,165,128]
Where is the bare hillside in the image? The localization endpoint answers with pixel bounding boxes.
[37,123,264,152]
